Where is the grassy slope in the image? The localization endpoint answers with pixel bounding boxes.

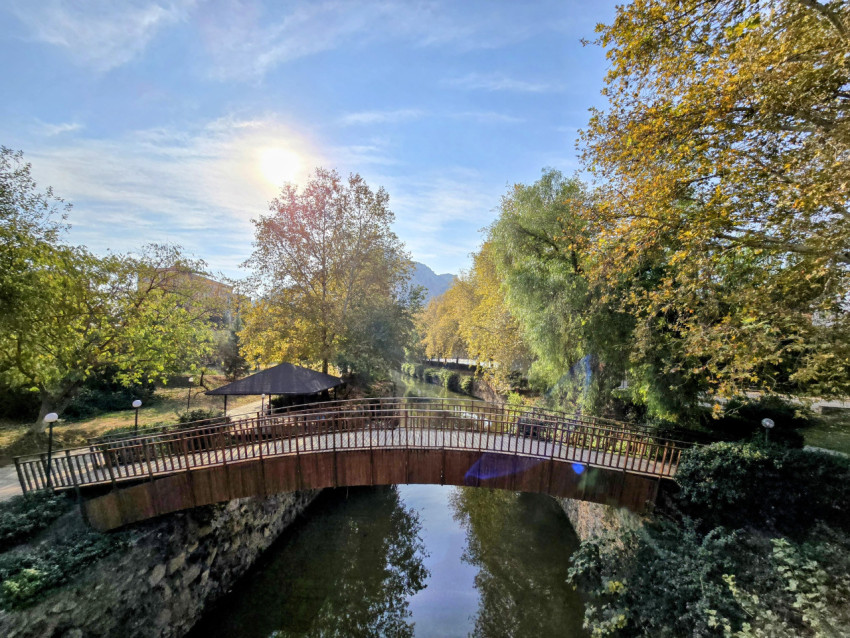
[802,411,850,455]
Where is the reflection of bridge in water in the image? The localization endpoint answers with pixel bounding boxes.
[14,398,689,531]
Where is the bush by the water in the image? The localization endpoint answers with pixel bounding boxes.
[0,493,72,552]
[569,442,850,636]
[568,517,850,637]
[675,442,850,536]
[401,363,474,395]
[401,362,424,379]
[0,531,128,609]
[460,374,474,395]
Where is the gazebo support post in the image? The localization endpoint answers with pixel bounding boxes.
[223,395,228,416]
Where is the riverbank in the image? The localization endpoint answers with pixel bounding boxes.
[0,490,318,638]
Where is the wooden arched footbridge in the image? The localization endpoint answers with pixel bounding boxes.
[13,398,689,531]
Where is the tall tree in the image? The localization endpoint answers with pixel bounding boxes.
[581,0,850,401]
[0,148,216,431]
[241,168,415,376]
[488,170,641,414]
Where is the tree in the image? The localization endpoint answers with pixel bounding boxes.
[580,0,850,401]
[241,168,416,377]
[488,170,641,414]
[456,243,531,387]
[0,148,215,432]
[418,284,470,362]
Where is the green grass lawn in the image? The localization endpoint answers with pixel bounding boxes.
[0,375,260,463]
[801,410,850,455]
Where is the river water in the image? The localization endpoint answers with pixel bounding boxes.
[188,373,588,638]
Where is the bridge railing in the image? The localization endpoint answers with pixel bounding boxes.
[14,397,690,493]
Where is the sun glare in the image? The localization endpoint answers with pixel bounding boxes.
[259,147,302,186]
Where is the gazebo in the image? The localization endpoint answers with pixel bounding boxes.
[206,362,343,414]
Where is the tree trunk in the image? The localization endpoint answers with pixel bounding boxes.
[31,386,78,434]
[322,359,328,374]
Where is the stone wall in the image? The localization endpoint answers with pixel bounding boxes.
[556,497,642,541]
[1,490,319,638]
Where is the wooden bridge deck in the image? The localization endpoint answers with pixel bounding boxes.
[13,398,689,529]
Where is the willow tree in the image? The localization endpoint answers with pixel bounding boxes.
[241,168,415,376]
[581,0,850,401]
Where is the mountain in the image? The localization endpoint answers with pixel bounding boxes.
[410,262,456,302]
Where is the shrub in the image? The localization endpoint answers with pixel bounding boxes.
[569,518,850,638]
[700,395,811,447]
[0,492,72,552]
[96,422,167,442]
[568,520,747,637]
[176,409,223,427]
[437,369,461,392]
[0,531,128,609]
[62,366,157,420]
[0,384,39,421]
[401,362,422,378]
[675,442,850,536]
[460,374,474,395]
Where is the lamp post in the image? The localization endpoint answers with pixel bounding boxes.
[186,376,194,411]
[43,412,59,490]
[132,399,142,433]
[761,417,775,443]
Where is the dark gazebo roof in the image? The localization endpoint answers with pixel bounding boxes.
[206,363,343,396]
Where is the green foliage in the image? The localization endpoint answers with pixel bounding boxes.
[580,0,850,403]
[436,369,461,392]
[568,520,746,637]
[488,170,679,419]
[699,396,810,448]
[176,409,223,426]
[0,531,127,609]
[571,441,850,636]
[335,285,423,381]
[0,383,39,421]
[218,330,250,381]
[460,374,474,395]
[0,149,217,431]
[400,362,426,379]
[61,366,157,420]
[675,442,850,537]
[0,492,72,552]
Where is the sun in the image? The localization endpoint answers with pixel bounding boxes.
[258,147,302,186]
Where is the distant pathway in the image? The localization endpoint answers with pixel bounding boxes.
[0,465,21,502]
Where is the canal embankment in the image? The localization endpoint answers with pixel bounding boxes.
[0,490,317,638]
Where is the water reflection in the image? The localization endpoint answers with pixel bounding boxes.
[188,485,587,638]
[189,487,429,638]
[390,369,470,400]
[450,488,587,637]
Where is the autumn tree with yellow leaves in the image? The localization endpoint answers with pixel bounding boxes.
[579,0,850,405]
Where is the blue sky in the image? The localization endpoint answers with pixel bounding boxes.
[0,0,618,279]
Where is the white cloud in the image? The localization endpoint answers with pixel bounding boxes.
[376,168,499,271]
[6,0,194,72]
[453,111,524,124]
[38,121,84,136]
[446,72,563,93]
[23,116,318,276]
[338,109,426,126]
[198,1,546,81]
